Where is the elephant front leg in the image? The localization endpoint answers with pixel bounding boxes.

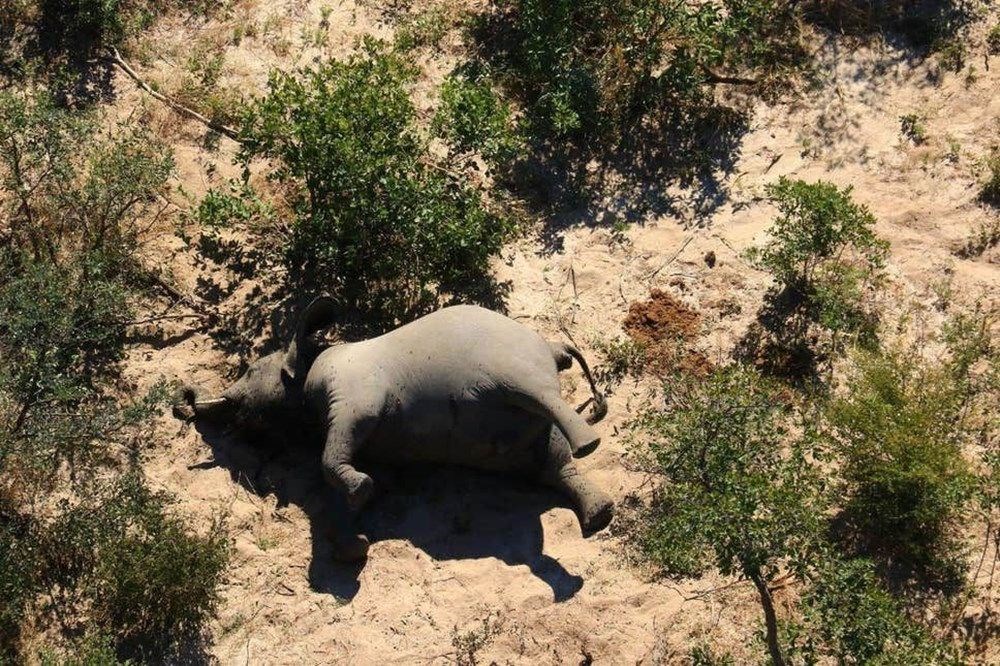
[539,428,614,536]
[321,417,376,512]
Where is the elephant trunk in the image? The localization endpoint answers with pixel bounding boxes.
[173,385,235,422]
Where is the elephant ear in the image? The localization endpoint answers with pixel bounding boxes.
[283,295,338,380]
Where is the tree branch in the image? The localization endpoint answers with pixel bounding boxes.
[105,47,242,142]
[700,64,758,86]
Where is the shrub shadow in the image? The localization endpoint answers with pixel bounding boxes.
[505,105,750,255]
[201,270,513,370]
[733,285,824,385]
[190,421,584,603]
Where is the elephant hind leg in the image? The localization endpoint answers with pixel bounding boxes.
[539,428,613,535]
[516,390,601,458]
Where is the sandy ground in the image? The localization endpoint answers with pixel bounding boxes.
[111,2,1000,663]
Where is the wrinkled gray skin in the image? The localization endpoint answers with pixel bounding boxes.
[177,297,613,561]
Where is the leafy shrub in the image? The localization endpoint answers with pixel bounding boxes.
[900,113,928,144]
[750,178,887,339]
[593,337,648,391]
[38,633,128,665]
[935,36,966,72]
[0,90,173,278]
[630,366,824,665]
[826,339,984,588]
[988,22,1000,55]
[41,471,228,658]
[955,219,1000,259]
[238,40,514,327]
[34,0,216,51]
[689,644,735,665]
[471,0,806,148]
[433,72,523,169]
[0,88,227,660]
[740,178,887,380]
[792,556,960,664]
[394,6,453,52]
[804,0,973,48]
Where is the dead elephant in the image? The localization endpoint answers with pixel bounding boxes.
[176,297,613,561]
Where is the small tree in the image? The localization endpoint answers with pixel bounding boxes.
[750,177,887,338]
[237,39,514,328]
[741,178,888,379]
[631,366,824,665]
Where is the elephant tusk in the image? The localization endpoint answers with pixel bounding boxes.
[193,397,229,409]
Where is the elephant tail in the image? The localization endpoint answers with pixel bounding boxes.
[551,342,608,425]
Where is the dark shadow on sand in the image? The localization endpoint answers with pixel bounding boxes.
[190,421,585,603]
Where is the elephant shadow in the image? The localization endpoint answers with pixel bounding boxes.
[191,422,585,603]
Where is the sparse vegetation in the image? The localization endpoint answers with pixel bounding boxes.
[981,147,1000,205]
[935,37,967,72]
[900,112,928,144]
[451,612,505,666]
[0,88,227,661]
[956,219,1000,258]
[988,22,1000,55]
[593,337,648,391]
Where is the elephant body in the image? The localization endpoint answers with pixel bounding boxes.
[306,305,596,473]
[178,299,612,560]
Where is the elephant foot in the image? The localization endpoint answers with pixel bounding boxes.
[331,532,370,562]
[345,472,375,511]
[571,435,601,459]
[579,494,614,537]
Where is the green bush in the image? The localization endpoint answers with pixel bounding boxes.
[988,22,1000,55]
[237,40,514,327]
[41,471,228,658]
[792,556,960,664]
[630,366,824,665]
[982,148,1000,205]
[750,178,887,340]
[0,88,227,660]
[740,178,888,380]
[804,0,972,48]
[39,632,130,665]
[472,0,806,147]
[827,340,982,588]
[433,73,523,169]
[0,90,172,278]
[35,0,216,51]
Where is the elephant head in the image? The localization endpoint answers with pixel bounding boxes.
[175,296,338,430]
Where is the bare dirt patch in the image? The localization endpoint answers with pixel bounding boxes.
[623,289,713,377]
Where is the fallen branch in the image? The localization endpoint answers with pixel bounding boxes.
[701,64,758,86]
[125,312,207,326]
[648,234,695,278]
[105,47,241,142]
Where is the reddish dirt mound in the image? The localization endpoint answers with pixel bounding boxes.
[623,289,700,343]
[623,290,713,376]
